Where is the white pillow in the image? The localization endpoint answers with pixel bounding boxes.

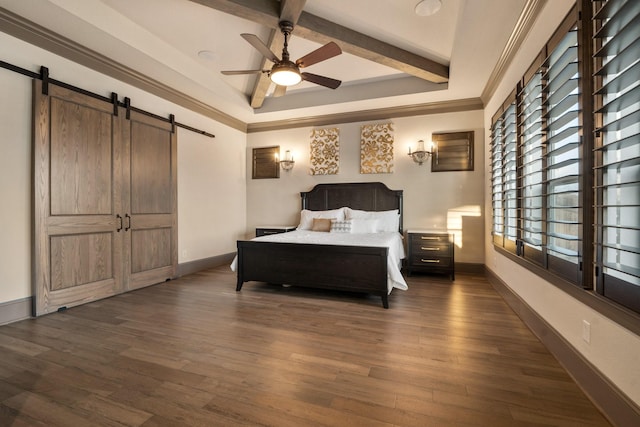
[298,208,345,230]
[330,219,352,233]
[345,208,399,232]
[351,218,379,234]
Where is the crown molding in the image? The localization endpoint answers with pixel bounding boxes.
[480,0,547,104]
[246,97,483,133]
[1,6,484,136]
[0,7,247,133]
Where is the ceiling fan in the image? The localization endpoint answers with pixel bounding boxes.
[221,21,342,97]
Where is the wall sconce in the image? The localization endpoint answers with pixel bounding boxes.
[279,150,295,171]
[408,140,434,165]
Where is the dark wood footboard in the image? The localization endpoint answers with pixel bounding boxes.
[236,240,390,308]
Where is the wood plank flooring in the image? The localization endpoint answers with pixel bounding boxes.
[0,266,611,426]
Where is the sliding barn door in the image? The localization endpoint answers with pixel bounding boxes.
[125,111,177,290]
[33,81,125,315]
[33,82,178,315]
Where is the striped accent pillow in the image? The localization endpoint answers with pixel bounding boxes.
[330,219,352,233]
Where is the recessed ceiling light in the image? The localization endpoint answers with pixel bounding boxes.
[197,50,217,61]
[415,0,442,16]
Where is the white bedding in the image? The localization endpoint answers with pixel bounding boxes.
[230,230,408,294]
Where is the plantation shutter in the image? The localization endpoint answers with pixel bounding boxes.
[593,0,640,312]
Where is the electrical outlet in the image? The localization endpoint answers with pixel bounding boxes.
[582,320,591,344]
[181,249,188,259]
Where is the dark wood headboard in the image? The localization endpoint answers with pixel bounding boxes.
[300,182,403,233]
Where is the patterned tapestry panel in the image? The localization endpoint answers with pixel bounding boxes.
[310,127,339,175]
[360,122,394,174]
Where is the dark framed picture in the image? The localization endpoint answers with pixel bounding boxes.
[252,146,280,179]
[431,131,474,172]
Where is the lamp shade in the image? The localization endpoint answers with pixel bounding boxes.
[270,62,302,86]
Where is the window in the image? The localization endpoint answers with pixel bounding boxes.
[518,62,544,265]
[492,0,640,315]
[490,96,518,252]
[491,108,505,245]
[492,8,583,286]
[543,27,583,283]
[593,0,640,312]
[503,101,519,254]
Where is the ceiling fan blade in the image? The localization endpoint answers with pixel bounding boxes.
[273,84,287,97]
[296,42,342,68]
[241,33,280,63]
[221,70,265,75]
[301,72,341,89]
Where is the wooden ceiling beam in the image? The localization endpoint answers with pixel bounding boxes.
[250,0,306,108]
[188,0,449,105]
[186,0,281,27]
[295,12,449,84]
[249,29,279,109]
[279,0,306,24]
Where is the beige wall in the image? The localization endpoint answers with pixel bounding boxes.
[483,0,640,405]
[0,56,31,303]
[246,111,485,264]
[0,31,247,305]
[3,0,638,409]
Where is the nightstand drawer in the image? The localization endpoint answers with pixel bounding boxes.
[409,254,452,268]
[413,234,450,243]
[410,241,451,255]
[405,230,454,280]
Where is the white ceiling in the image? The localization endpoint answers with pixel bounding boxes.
[0,0,527,125]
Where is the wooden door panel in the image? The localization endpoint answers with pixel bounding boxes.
[126,111,177,291]
[33,82,177,314]
[33,81,124,316]
[130,121,172,214]
[37,278,121,313]
[50,233,113,290]
[130,228,172,273]
[50,98,112,215]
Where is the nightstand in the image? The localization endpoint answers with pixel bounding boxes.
[406,230,454,280]
[255,226,296,237]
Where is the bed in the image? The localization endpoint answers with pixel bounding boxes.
[232,182,407,308]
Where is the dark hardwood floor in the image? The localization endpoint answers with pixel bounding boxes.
[0,266,611,426]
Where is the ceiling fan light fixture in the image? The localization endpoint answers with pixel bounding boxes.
[270,62,302,86]
[415,0,442,16]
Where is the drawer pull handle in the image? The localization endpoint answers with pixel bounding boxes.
[263,231,278,234]
[421,259,440,263]
[420,236,439,240]
[421,247,440,251]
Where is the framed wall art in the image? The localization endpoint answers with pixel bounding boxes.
[360,122,394,174]
[310,127,339,175]
[252,146,280,179]
[432,131,474,172]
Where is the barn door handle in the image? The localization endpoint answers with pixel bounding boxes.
[125,214,131,231]
[116,214,122,232]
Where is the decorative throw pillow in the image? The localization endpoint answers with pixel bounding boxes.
[298,208,345,230]
[330,219,352,233]
[311,218,332,232]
